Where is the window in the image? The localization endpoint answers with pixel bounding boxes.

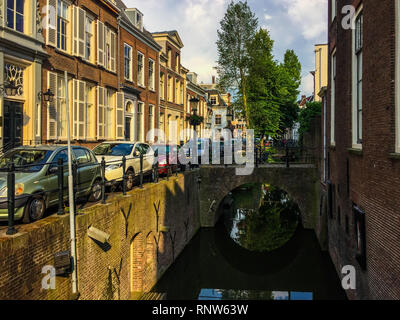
[160,72,165,100]
[180,82,184,105]
[50,150,68,171]
[159,112,164,133]
[167,48,172,69]
[175,80,179,104]
[105,89,115,139]
[396,0,400,152]
[73,148,90,164]
[148,105,154,142]
[137,52,144,86]
[175,54,180,72]
[124,44,132,81]
[57,0,69,51]
[211,96,217,105]
[168,76,173,102]
[331,0,337,21]
[137,102,144,141]
[7,0,24,32]
[149,59,155,90]
[215,115,222,125]
[352,10,363,146]
[85,16,93,61]
[353,205,367,269]
[57,75,67,138]
[331,51,336,145]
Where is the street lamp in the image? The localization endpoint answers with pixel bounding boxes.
[189,97,200,133]
[38,88,55,103]
[0,80,19,97]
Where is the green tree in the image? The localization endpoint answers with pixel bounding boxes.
[277,50,302,131]
[216,1,258,128]
[298,101,322,140]
[246,28,282,139]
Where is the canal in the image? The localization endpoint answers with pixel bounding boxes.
[153,183,346,300]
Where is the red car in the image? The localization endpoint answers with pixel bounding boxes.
[152,144,179,175]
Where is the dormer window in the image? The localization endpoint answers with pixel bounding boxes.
[125,8,143,32]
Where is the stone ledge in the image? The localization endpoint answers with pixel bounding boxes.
[389,153,400,160]
[348,148,363,156]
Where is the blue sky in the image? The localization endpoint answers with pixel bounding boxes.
[124,0,327,96]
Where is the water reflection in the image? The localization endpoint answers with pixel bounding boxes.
[198,289,313,301]
[225,184,300,252]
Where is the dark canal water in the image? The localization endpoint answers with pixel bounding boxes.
[153,183,346,300]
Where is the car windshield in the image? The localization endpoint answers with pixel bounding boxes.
[153,145,177,155]
[0,149,53,172]
[93,144,134,156]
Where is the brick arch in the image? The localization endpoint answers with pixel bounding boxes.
[143,232,157,292]
[199,166,319,229]
[130,233,144,293]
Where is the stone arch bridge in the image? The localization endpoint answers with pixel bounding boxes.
[199,164,320,230]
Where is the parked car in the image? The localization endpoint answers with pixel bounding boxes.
[0,145,102,223]
[93,142,155,189]
[152,144,180,175]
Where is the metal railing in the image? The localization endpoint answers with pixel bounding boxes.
[0,151,190,235]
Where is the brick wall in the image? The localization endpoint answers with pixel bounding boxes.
[0,172,200,300]
[323,0,400,300]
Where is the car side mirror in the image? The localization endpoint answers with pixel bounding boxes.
[48,166,58,175]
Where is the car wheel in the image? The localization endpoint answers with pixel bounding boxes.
[89,179,102,202]
[23,195,46,223]
[126,169,135,191]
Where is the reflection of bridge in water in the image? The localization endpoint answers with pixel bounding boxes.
[153,222,346,300]
[199,164,320,230]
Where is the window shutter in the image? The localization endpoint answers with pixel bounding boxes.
[72,6,78,55]
[78,8,86,58]
[116,92,124,139]
[78,81,86,139]
[97,86,105,139]
[47,72,58,140]
[46,0,57,47]
[97,21,104,67]
[73,79,78,138]
[110,31,116,72]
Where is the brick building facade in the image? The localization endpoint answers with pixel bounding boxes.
[322,0,400,299]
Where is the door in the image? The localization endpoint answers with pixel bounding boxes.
[73,147,93,195]
[47,149,69,206]
[140,143,153,172]
[3,100,23,151]
[125,117,131,141]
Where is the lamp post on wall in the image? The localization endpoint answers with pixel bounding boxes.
[38,88,55,103]
[189,97,200,136]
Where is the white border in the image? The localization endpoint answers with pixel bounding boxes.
[351,4,363,149]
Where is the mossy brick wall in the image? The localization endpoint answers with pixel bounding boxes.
[0,172,200,300]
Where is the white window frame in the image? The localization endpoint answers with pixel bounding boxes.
[351,5,363,149]
[160,72,165,100]
[149,59,155,91]
[137,52,145,87]
[6,0,24,33]
[331,0,337,21]
[124,44,133,81]
[84,15,93,61]
[396,0,400,153]
[331,49,336,146]
[57,0,69,52]
[137,101,144,141]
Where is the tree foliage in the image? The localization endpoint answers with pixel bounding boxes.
[216,2,302,136]
[298,101,322,138]
[216,1,258,127]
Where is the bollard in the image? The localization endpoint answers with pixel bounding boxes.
[72,161,78,210]
[286,145,290,168]
[7,163,16,235]
[57,158,64,215]
[139,153,144,189]
[166,148,170,181]
[255,146,259,168]
[101,157,106,204]
[122,156,127,195]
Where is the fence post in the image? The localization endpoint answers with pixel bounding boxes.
[72,161,78,210]
[101,157,106,204]
[286,144,290,168]
[139,153,144,189]
[57,158,64,215]
[166,148,170,181]
[255,146,259,168]
[122,156,127,196]
[6,163,16,235]
[155,161,159,183]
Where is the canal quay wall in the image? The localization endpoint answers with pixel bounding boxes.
[0,171,201,300]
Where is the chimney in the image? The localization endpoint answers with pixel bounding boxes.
[212,76,215,84]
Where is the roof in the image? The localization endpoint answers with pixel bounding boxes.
[152,30,184,49]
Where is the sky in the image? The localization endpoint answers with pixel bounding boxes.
[124,0,328,97]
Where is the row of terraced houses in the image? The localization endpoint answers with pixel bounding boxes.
[0,0,231,152]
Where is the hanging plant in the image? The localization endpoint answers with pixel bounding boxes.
[186,115,204,126]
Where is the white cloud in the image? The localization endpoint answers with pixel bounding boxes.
[264,14,272,21]
[279,0,327,40]
[300,73,314,96]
